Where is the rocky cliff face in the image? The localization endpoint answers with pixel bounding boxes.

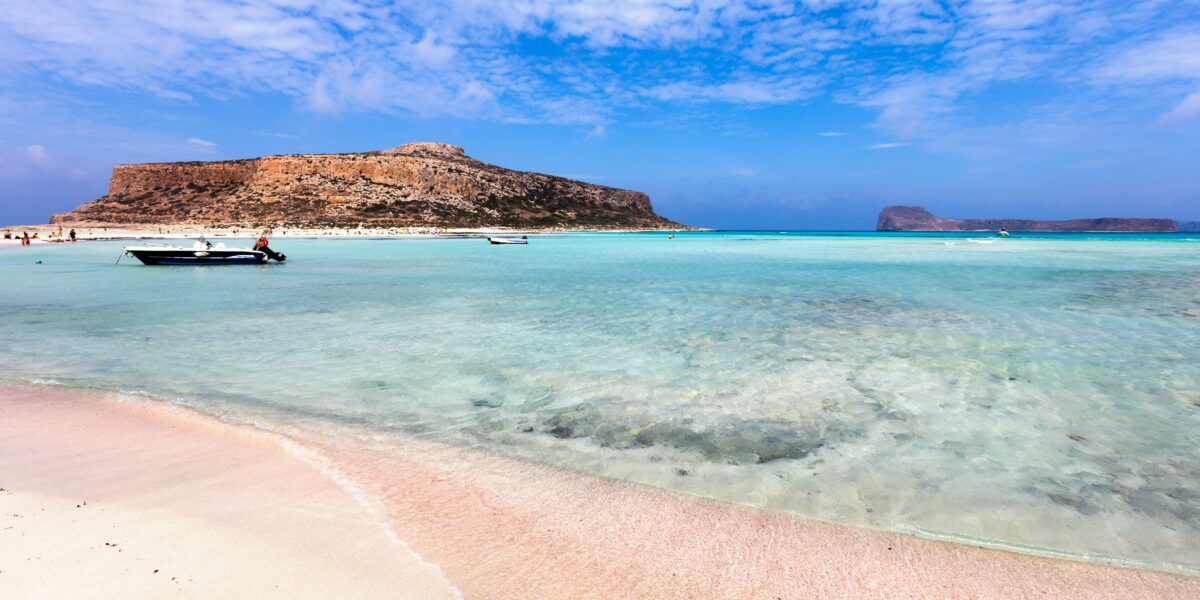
[52,142,680,229]
[877,206,1177,232]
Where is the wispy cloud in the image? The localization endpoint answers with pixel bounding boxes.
[867,142,908,150]
[254,130,300,140]
[1158,90,1200,125]
[0,1,1196,142]
[22,144,52,167]
[642,78,816,105]
[186,137,217,148]
[1093,31,1200,127]
[1094,32,1200,83]
[818,131,849,137]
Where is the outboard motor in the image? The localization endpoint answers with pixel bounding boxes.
[261,245,287,262]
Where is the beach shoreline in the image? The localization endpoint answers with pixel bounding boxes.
[2,381,1197,599]
[0,222,702,243]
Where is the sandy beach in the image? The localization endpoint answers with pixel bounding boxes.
[0,383,458,599]
[2,381,1197,599]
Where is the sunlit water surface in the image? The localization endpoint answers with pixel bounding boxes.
[2,232,1198,569]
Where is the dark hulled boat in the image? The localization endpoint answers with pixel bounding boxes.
[123,242,285,265]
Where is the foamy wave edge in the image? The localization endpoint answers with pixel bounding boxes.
[897,524,1200,577]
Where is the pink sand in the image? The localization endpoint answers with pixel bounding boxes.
[0,383,457,599]
[3,382,1197,598]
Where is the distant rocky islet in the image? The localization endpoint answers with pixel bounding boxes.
[876,205,1177,232]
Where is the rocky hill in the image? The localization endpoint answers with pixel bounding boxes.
[877,206,1176,232]
[51,143,681,229]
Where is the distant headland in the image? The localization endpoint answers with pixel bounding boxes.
[50,142,685,230]
[877,205,1177,232]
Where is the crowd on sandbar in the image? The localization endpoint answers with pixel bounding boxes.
[4,226,77,246]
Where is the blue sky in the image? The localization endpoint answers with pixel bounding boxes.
[1,1,1198,229]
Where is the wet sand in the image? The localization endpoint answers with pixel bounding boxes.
[2,382,1197,598]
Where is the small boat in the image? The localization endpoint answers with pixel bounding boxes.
[123,241,286,265]
[488,236,528,245]
[997,229,1010,237]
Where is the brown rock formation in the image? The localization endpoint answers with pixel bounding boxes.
[51,142,681,229]
[877,206,1177,232]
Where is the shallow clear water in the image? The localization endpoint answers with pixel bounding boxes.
[2,232,1199,568]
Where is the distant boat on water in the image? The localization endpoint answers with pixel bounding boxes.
[488,236,528,245]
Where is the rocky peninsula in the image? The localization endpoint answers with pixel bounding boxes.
[51,143,681,230]
[877,206,1177,232]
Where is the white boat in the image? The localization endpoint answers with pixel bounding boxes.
[488,236,528,245]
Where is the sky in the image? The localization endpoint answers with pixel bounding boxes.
[1,0,1198,229]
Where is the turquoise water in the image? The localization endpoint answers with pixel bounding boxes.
[2,232,1199,569]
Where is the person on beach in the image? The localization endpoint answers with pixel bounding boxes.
[69,229,76,242]
[3,230,10,239]
[21,232,30,246]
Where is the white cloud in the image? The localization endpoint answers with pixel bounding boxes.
[852,1,1198,140]
[860,76,957,141]
[643,77,815,105]
[818,131,848,137]
[0,0,1196,137]
[186,137,217,147]
[22,144,52,167]
[851,0,955,44]
[867,142,908,150]
[1095,32,1200,83]
[1158,90,1200,125]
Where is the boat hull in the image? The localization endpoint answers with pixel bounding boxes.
[127,249,268,265]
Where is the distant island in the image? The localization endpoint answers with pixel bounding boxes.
[51,142,683,230]
[877,205,1177,232]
